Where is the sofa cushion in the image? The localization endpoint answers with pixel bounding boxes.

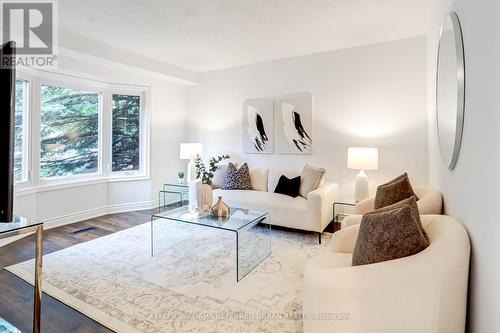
[223,163,252,190]
[374,173,417,209]
[249,168,269,192]
[213,189,310,230]
[367,196,429,241]
[300,164,326,198]
[352,203,429,266]
[274,175,301,198]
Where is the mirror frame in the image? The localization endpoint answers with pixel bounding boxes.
[436,11,465,170]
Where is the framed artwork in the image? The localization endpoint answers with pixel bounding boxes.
[242,98,274,154]
[275,93,313,154]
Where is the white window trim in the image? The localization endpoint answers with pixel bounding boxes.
[13,70,151,193]
[107,85,150,180]
[14,71,35,190]
[36,76,105,185]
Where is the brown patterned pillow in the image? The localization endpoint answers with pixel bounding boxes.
[367,196,428,241]
[352,203,430,266]
[374,173,417,209]
[223,163,252,190]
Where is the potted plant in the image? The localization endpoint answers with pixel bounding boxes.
[194,154,230,212]
[177,171,185,184]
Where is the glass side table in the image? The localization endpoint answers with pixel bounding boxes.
[0,216,43,333]
[333,202,356,224]
[158,183,189,212]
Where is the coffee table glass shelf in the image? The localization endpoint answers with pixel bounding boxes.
[151,207,271,282]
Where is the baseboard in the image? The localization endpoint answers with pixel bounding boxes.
[0,199,159,248]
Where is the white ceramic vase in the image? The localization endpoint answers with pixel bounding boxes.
[196,183,213,213]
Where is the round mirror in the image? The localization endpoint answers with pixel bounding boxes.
[436,12,465,170]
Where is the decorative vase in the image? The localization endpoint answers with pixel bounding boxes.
[178,177,184,184]
[196,183,213,213]
[211,196,230,217]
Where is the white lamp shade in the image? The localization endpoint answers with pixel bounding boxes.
[347,147,379,171]
[180,143,203,160]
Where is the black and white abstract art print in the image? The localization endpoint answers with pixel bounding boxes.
[242,98,274,154]
[275,93,313,154]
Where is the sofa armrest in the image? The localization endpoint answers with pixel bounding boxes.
[303,256,438,333]
[328,224,359,253]
[308,182,339,232]
[354,197,375,214]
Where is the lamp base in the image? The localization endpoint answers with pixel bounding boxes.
[354,170,369,203]
[187,159,197,182]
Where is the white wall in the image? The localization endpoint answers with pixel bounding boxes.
[12,54,188,232]
[186,36,428,201]
[427,0,500,332]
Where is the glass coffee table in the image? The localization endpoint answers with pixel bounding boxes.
[151,207,271,282]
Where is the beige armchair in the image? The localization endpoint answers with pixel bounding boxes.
[303,215,470,333]
[341,186,443,229]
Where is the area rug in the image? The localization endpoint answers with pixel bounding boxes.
[6,216,332,333]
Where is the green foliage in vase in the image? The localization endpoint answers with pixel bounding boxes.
[195,154,230,185]
[178,171,185,179]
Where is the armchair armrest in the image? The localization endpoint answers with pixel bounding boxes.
[328,224,359,253]
[307,182,339,232]
[340,215,363,229]
[354,197,375,214]
[303,255,439,333]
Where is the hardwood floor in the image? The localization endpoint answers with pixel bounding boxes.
[0,209,154,333]
[0,205,337,333]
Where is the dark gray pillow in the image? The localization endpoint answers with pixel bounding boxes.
[366,196,428,241]
[374,173,417,209]
[222,163,252,190]
[352,203,430,266]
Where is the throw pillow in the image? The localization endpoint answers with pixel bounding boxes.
[352,203,430,266]
[374,173,417,209]
[366,195,429,241]
[211,163,229,189]
[249,168,269,192]
[299,164,326,198]
[274,175,301,198]
[223,163,252,190]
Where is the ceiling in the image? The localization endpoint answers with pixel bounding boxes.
[58,0,430,72]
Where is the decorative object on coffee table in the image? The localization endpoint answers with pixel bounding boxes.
[195,154,230,212]
[212,196,230,217]
[347,147,379,202]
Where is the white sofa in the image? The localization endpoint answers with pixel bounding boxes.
[303,214,470,333]
[341,186,443,229]
[211,168,339,243]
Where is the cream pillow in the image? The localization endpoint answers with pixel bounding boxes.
[299,164,326,198]
[211,163,230,189]
[249,168,269,192]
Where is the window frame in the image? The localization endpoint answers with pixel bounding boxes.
[107,85,149,180]
[36,76,106,185]
[13,74,32,186]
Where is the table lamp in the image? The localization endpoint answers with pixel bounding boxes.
[347,147,379,202]
[180,143,203,181]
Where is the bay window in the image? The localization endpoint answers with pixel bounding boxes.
[13,72,149,191]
